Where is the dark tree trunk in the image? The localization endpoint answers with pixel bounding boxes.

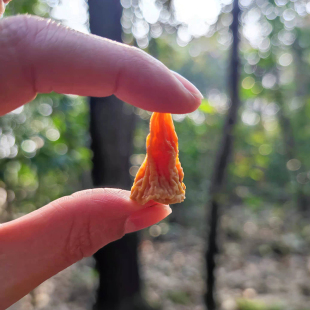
[274,54,309,214]
[275,87,307,210]
[292,40,310,213]
[90,97,141,310]
[88,1,143,309]
[204,0,241,309]
[277,109,308,213]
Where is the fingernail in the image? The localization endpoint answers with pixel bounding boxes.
[171,70,204,100]
[124,204,172,234]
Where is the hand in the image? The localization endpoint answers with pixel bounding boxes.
[0,8,203,310]
[0,0,9,15]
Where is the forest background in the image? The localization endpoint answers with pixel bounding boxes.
[2,0,310,310]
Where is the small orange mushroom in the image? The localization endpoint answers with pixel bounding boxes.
[130,112,186,205]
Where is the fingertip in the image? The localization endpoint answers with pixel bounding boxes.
[171,70,203,98]
[124,204,172,234]
[170,70,203,112]
[114,47,202,114]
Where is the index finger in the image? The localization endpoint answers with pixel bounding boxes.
[0,15,202,116]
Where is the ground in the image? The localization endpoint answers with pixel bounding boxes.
[8,205,310,310]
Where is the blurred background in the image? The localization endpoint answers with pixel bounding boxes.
[2,0,310,309]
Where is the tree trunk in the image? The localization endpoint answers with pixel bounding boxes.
[274,58,309,214]
[88,1,143,309]
[275,87,308,213]
[292,39,310,213]
[204,0,241,309]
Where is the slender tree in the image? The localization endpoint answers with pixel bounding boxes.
[274,80,309,213]
[88,1,144,309]
[272,37,309,214]
[204,0,241,309]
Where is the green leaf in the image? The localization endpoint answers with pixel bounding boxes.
[199,100,216,114]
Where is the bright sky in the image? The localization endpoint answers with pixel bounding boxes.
[51,0,229,36]
[51,0,89,33]
[174,0,222,25]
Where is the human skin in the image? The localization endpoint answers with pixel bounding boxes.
[0,2,202,308]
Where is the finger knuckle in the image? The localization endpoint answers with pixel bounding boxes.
[50,199,94,264]
[64,215,94,264]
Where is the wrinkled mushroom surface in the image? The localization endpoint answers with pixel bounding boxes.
[130,112,186,205]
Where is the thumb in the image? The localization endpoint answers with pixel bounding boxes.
[0,0,10,15]
[0,188,171,308]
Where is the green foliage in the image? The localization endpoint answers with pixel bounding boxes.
[199,100,216,114]
[132,3,310,224]
[166,290,192,305]
[0,94,91,218]
[237,299,282,310]
[3,0,48,17]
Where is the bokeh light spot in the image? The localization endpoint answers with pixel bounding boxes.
[242,76,255,89]
[286,159,301,171]
[46,129,60,141]
[21,140,37,153]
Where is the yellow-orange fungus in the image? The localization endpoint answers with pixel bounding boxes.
[130,112,186,205]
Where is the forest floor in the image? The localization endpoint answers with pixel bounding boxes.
[8,205,310,310]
